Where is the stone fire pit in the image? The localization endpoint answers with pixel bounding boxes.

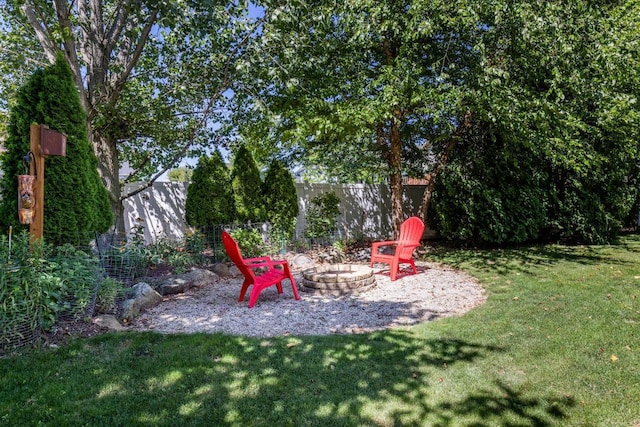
[301,264,376,295]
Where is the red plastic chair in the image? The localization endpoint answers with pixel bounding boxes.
[222,231,300,308]
[370,217,425,281]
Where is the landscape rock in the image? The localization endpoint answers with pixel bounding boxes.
[118,298,141,322]
[118,282,163,322]
[132,282,164,309]
[93,314,127,331]
[212,263,230,278]
[290,254,314,270]
[157,268,218,295]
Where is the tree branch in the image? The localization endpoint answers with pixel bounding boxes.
[20,2,58,63]
[52,0,90,113]
[108,8,158,106]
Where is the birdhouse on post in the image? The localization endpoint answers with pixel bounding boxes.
[23,124,67,242]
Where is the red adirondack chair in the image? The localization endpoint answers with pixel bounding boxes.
[222,231,300,308]
[370,216,425,281]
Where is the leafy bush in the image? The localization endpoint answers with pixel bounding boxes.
[183,229,208,265]
[431,117,637,245]
[47,244,102,319]
[95,277,125,314]
[0,232,65,351]
[304,192,341,240]
[230,228,266,258]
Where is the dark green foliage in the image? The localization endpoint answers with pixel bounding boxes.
[431,122,548,245]
[0,54,112,245]
[185,150,236,227]
[231,144,264,222]
[431,118,638,245]
[262,160,299,240]
[304,192,341,239]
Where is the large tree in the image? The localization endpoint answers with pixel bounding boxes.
[237,0,481,235]
[1,0,258,232]
[237,0,639,242]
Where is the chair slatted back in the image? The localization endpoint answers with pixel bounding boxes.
[222,231,255,279]
[396,217,425,259]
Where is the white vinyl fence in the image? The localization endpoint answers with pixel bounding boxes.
[122,182,429,245]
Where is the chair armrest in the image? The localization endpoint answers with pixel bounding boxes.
[371,240,397,252]
[244,256,273,264]
[242,258,289,270]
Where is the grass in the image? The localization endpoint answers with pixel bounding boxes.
[1,235,639,426]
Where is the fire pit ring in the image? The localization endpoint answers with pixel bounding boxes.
[301,264,376,295]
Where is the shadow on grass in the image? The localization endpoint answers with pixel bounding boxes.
[428,239,638,276]
[0,330,574,426]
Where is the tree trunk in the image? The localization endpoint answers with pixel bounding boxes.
[417,111,472,225]
[92,130,126,235]
[388,118,403,238]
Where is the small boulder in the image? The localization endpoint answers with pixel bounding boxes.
[291,254,314,270]
[93,314,127,331]
[118,298,141,322]
[118,282,163,322]
[132,282,164,309]
[212,263,230,277]
[157,268,218,295]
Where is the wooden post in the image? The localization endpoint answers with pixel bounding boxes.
[29,124,45,242]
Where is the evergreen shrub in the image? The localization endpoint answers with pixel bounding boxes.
[231,144,264,222]
[185,151,236,228]
[0,54,112,245]
[262,159,298,241]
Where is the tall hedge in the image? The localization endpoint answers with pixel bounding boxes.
[430,123,548,245]
[262,159,298,239]
[0,54,112,244]
[185,150,235,227]
[430,118,637,245]
[231,144,264,223]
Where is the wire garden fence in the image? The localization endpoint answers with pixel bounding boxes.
[0,230,148,355]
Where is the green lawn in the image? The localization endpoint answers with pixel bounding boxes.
[1,235,639,426]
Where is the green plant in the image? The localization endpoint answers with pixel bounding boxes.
[304,191,341,240]
[0,53,112,245]
[183,229,208,265]
[332,239,347,254]
[231,144,264,223]
[47,244,101,319]
[95,277,125,314]
[185,150,236,228]
[230,228,265,258]
[0,232,64,351]
[262,159,298,240]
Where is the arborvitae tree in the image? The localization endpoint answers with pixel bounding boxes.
[231,144,264,223]
[185,150,235,227]
[0,54,112,244]
[262,160,298,240]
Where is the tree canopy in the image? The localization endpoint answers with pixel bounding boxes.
[236,0,640,242]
